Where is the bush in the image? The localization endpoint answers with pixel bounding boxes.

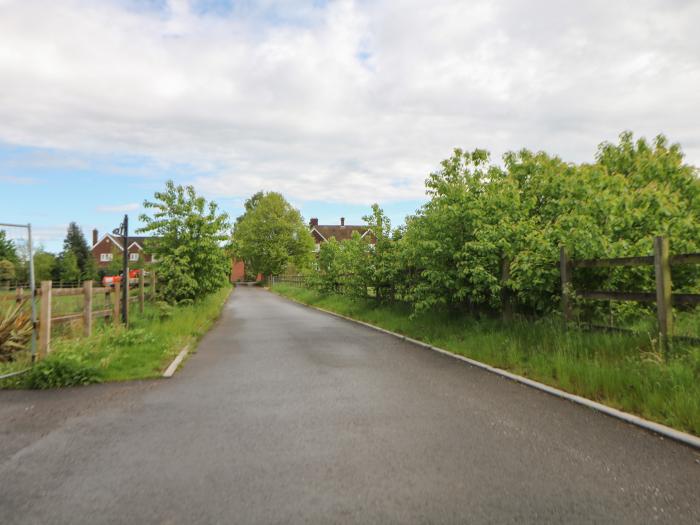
[154,301,174,320]
[23,356,102,389]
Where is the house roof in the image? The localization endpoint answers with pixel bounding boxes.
[92,233,159,251]
[311,225,373,243]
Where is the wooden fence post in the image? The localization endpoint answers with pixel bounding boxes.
[654,236,673,353]
[15,287,23,304]
[113,282,121,328]
[560,246,573,325]
[139,271,145,313]
[500,256,513,321]
[83,280,93,337]
[39,281,52,357]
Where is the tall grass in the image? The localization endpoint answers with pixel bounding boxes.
[272,284,700,436]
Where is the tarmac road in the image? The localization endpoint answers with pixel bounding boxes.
[1,286,699,524]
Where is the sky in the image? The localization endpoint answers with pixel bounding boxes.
[1,0,699,251]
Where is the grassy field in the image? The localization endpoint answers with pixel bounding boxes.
[1,285,231,387]
[271,283,700,436]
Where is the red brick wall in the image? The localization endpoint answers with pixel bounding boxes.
[231,258,245,282]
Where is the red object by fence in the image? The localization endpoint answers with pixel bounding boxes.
[102,269,141,287]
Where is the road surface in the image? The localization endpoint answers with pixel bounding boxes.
[1,286,699,524]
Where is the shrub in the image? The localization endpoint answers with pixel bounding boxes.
[154,301,174,320]
[23,355,102,389]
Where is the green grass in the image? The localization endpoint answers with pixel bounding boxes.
[272,284,700,436]
[1,286,231,386]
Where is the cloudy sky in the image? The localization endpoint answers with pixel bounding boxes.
[1,0,699,250]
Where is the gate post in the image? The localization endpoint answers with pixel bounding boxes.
[654,236,673,353]
[39,281,52,357]
[83,280,93,337]
[113,282,121,328]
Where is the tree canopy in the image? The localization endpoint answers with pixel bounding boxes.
[139,180,231,304]
[231,192,315,277]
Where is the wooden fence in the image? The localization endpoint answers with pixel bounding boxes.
[561,236,700,350]
[30,272,157,357]
[270,275,306,287]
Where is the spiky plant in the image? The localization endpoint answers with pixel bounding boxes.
[0,301,32,361]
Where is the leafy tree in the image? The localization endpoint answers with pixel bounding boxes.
[0,230,18,264]
[56,251,81,282]
[0,259,15,282]
[62,222,94,279]
[33,250,56,282]
[139,180,231,304]
[232,192,315,277]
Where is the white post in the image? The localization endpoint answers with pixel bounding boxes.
[27,223,37,361]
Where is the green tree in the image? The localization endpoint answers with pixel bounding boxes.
[0,230,18,264]
[231,192,315,277]
[139,180,231,304]
[62,222,94,279]
[0,259,15,282]
[56,251,81,282]
[33,250,57,282]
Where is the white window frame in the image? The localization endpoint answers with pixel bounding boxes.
[100,253,113,262]
[129,252,140,261]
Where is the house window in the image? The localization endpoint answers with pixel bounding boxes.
[100,253,113,262]
[130,253,139,261]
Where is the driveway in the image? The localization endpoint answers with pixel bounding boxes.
[1,286,699,524]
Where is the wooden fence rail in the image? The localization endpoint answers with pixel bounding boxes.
[561,236,700,351]
[35,272,157,358]
[271,275,306,287]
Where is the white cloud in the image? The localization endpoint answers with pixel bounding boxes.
[0,0,698,204]
[95,203,140,213]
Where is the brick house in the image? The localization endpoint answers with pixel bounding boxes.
[309,217,375,251]
[90,229,158,269]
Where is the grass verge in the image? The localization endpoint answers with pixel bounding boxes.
[271,284,700,436]
[1,285,231,388]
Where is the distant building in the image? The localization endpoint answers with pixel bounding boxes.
[229,217,375,282]
[90,228,158,268]
[309,217,374,251]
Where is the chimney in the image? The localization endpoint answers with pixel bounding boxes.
[92,228,98,245]
[340,217,345,226]
[310,218,319,227]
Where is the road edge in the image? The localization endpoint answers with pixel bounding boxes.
[163,345,189,378]
[270,289,700,451]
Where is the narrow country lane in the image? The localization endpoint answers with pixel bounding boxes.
[1,286,699,524]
